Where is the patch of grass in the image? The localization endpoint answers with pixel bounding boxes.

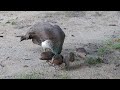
[15,71,70,79]
[113,38,120,42]
[59,74,70,79]
[112,43,120,50]
[97,46,111,56]
[15,72,44,79]
[104,40,113,46]
[53,74,70,79]
[85,56,103,65]
[97,40,114,56]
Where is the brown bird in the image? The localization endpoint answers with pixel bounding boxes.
[20,22,65,55]
[76,48,87,59]
[40,51,55,60]
[50,54,70,70]
[69,52,75,62]
[51,54,64,66]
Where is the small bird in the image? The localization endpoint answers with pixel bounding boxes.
[20,22,65,55]
[40,51,55,60]
[69,52,75,62]
[76,48,87,59]
[51,54,64,66]
[50,54,70,70]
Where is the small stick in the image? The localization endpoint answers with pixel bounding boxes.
[25,59,31,60]
[0,35,3,37]
[15,35,22,37]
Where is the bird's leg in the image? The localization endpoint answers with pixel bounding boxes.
[42,48,46,52]
[44,48,51,52]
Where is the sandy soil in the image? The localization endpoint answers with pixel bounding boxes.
[0,11,120,79]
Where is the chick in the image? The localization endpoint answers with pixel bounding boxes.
[40,51,55,60]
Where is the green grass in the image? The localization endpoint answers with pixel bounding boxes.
[58,73,70,79]
[111,43,120,49]
[15,72,44,79]
[104,39,120,50]
[14,71,70,79]
[97,47,109,56]
[85,56,103,65]
[97,40,120,56]
[17,73,70,79]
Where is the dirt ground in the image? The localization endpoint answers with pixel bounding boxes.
[0,11,120,79]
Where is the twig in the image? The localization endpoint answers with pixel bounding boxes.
[0,35,3,37]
